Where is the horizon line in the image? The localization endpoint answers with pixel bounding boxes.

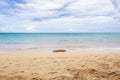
[0,32,120,34]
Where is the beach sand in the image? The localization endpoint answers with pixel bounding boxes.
[0,52,120,80]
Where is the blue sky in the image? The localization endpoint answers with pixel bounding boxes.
[0,0,120,32]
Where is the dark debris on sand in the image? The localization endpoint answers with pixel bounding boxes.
[53,49,66,52]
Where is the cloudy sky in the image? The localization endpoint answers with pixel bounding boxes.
[0,0,120,33]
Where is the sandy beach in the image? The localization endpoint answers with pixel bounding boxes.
[0,52,120,80]
[0,0,120,79]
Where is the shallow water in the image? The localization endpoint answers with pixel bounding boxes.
[0,33,120,53]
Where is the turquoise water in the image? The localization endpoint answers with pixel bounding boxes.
[0,33,120,53]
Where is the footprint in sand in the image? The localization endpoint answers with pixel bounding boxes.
[50,76,74,80]
[8,76,26,80]
[31,73,39,75]
[31,77,44,80]
[0,75,9,80]
[20,71,24,73]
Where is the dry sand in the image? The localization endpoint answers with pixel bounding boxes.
[0,52,120,80]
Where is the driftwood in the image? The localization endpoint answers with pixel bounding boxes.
[53,49,66,52]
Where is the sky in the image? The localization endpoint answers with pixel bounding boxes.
[0,0,120,33]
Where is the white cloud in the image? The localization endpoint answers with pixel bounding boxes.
[26,26,36,32]
[16,0,71,11]
[66,0,115,16]
[42,16,115,24]
[0,0,120,32]
[68,28,73,32]
[14,0,116,21]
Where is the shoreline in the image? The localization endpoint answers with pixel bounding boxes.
[0,51,120,57]
[0,48,120,54]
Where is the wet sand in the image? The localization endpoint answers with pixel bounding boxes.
[0,52,120,80]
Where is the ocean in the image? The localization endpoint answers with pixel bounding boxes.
[0,33,120,53]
